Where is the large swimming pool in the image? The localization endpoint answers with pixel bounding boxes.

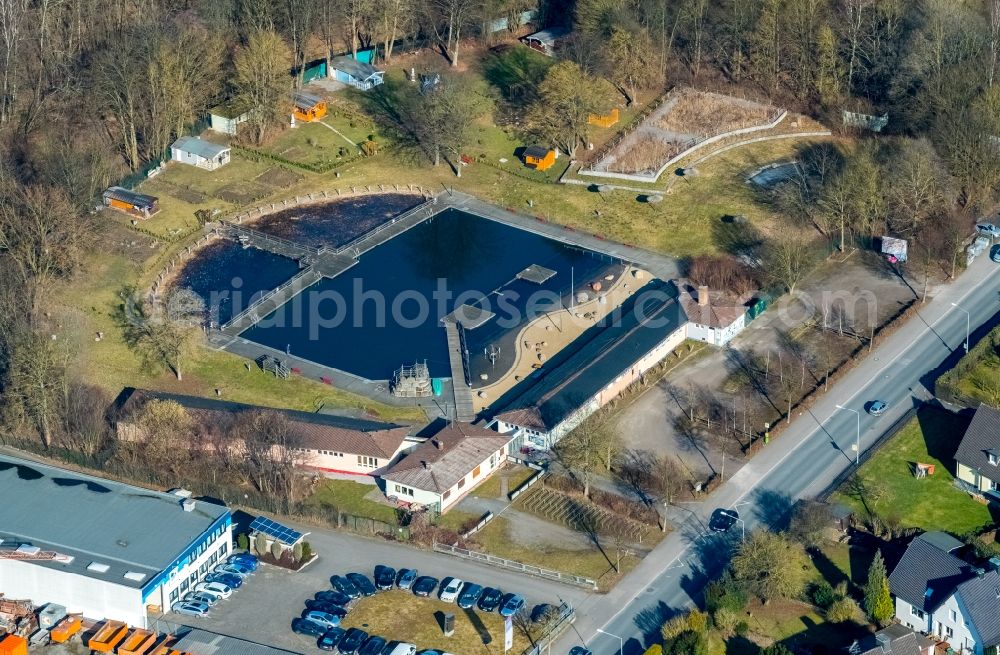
[239,209,618,381]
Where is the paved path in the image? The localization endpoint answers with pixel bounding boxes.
[557,255,1000,655]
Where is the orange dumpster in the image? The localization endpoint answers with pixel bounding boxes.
[0,635,28,655]
[118,629,156,655]
[88,620,129,652]
[50,615,83,643]
[148,634,176,655]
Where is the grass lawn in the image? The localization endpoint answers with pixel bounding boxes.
[304,479,400,524]
[471,464,538,500]
[260,121,363,168]
[831,406,988,534]
[469,516,660,590]
[339,590,530,655]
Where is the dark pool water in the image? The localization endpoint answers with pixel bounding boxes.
[170,240,301,325]
[240,209,617,380]
[245,193,422,250]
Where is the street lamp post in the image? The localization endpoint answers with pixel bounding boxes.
[835,405,860,466]
[951,303,970,353]
[734,515,745,542]
[596,630,623,655]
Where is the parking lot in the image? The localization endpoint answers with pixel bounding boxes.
[161,526,594,652]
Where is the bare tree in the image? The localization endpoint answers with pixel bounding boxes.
[553,414,619,498]
[233,30,293,145]
[119,287,205,381]
[232,410,303,512]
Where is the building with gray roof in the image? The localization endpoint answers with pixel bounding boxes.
[171,136,231,171]
[955,405,1000,496]
[0,453,231,627]
[890,531,1000,655]
[173,628,302,655]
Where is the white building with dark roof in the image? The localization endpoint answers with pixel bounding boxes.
[0,453,232,627]
[380,422,514,513]
[955,405,1000,496]
[171,136,231,170]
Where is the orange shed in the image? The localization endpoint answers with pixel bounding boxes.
[588,107,620,128]
[87,620,129,653]
[523,146,556,171]
[292,91,327,123]
[50,615,83,643]
[0,635,28,655]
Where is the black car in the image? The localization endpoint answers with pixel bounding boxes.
[347,572,377,597]
[331,575,362,599]
[359,636,387,655]
[412,575,439,597]
[293,619,328,638]
[396,568,417,590]
[338,628,369,655]
[478,587,503,612]
[568,648,593,655]
[318,628,346,652]
[457,583,483,610]
[709,508,739,533]
[315,590,353,606]
[373,565,396,591]
[531,604,556,623]
[305,600,349,617]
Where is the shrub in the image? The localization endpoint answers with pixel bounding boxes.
[826,597,863,624]
[713,607,739,633]
[270,540,283,560]
[687,610,709,634]
[705,575,748,614]
[735,622,749,637]
[301,541,313,561]
[292,542,303,562]
[236,533,249,551]
[667,631,707,655]
[253,532,267,556]
[643,646,663,655]
[661,615,689,641]
[810,581,838,609]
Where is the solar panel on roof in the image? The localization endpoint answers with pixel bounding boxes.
[249,516,303,546]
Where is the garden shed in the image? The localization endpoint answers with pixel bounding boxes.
[331,56,385,91]
[102,187,159,219]
[301,60,327,84]
[209,100,251,135]
[522,145,555,171]
[170,136,230,171]
[520,27,570,57]
[291,91,328,123]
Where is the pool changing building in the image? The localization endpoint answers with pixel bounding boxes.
[0,454,232,627]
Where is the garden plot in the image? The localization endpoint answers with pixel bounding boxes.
[585,88,784,182]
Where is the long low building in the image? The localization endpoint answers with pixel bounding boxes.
[0,454,231,626]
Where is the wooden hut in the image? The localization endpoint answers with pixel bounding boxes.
[291,91,328,123]
[102,187,159,219]
[522,146,556,171]
[209,100,251,135]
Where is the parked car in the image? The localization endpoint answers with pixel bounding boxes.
[373,565,396,591]
[412,576,439,597]
[184,591,219,607]
[347,573,377,597]
[499,593,525,617]
[293,619,328,638]
[222,560,254,576]
[396,568,417,590]
[302,611,341,630]
[991,244,1000,263]
[338,628,369,655]
[709,508,739,533]
[215,564,249,579]
[331,575,362,599]
[568,648,593,655]
[438,577,463,603]
[359,636,387,655]
[388,644,416,655]
[205,572,243,589]
[195,581,232,599]
[171,601,210,617]
[976,223,1000,237]
[478,587,503,612]
[457,583,483,609]
[228,553,259,571]
[318,628,346,652]
[868,400,888,416]
[305,600,349,617]
[315,590,353,606]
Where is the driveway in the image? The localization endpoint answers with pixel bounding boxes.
[160,518,593,651]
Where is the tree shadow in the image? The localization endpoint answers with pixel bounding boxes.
[633,600,677,646]
[915,406,970,474]
[711,217,765,262]
[482,45,552,107]
[749,487,794,532]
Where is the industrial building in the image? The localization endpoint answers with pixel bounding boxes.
[0,454,231,627]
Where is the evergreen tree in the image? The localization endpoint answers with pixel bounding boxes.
[865,550,894,626]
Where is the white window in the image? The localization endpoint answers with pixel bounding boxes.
[911,607,925,619]
[358,456,379,468]
[951,610,957,622]
[990,453,997,466]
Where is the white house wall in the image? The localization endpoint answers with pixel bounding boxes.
[386,444,510,513]
[895,594,980,655]
[0,559,145,626]
[297,442,417,477]
[148,524,232,614]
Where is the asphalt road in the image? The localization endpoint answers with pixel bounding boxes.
[562,256,1000,655]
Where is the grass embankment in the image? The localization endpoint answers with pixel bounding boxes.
[937,324,1000,408]
[832,406,988,534]
[340,590,530,655]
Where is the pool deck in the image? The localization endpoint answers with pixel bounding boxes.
[208,190,681,420]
